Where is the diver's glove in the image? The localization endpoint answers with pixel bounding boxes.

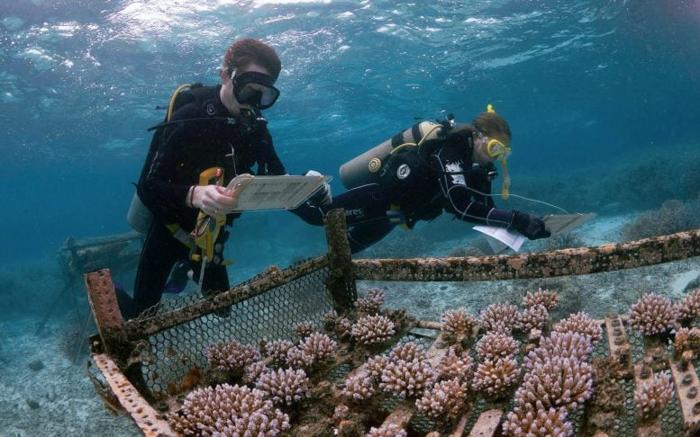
[510,211,551,240]
[305,170,332,206]
[188,185,237,216]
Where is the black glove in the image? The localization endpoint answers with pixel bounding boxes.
[510,211,551,240]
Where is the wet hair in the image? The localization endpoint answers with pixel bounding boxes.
[222,39,282,81]
[472,112,512,145]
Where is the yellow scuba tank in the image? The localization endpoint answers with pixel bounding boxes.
[339,121,444,190]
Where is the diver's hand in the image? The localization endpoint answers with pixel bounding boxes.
[510,211,551,240]
[305,170,332,206]
[190,185,237,216]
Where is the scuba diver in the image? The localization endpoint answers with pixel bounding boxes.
[120,38,326,319]
[294,105,551,253]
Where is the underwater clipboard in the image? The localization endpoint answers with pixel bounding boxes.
[543,213,596,236]
[225,174,328,212]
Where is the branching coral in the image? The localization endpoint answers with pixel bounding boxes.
[366,423,407,437]
[169,384,289,435]
[255,368,310,407]
[673,327,700,355]
[294,321,315,339]
[675,288,700,322]
[480,303,519,334]
[524,332,593,371]
[341,373,376,402]
[476,332,520,361]
[243,361,269,384]
[287,333,337,370]
[438,347,474,384]
[629,294,677,336]
[365,355,389,381]
[388,341,426,362]
[355,288,385,315]
[472,358,520,398]
[502,406,573,437]
[552,312,602,343]
[379,357,436,399]
[517,304,549,332]
[441,308,478,343]
[351,315,396,345]
[415,377,468,420]
[205,340,260,374]
[634,372,674,420]
[335,317,354,339]
[515,356,593,412]
[523,288,559,311]
[263,339,294,366]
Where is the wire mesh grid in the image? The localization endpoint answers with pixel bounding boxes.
[140,267,333,395]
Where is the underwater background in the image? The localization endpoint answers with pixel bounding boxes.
[1,0,700,435]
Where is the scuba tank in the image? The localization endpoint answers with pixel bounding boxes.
[339,120,445,190]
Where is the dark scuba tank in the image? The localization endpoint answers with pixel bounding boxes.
[339,121,444,190]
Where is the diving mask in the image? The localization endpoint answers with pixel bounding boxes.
[480,134,511,200]
[231,71,280,110]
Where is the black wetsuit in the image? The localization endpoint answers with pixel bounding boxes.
[296,125,522,253]
[119,84,286,319]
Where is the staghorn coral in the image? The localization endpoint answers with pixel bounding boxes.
[675,288,700,322]
[169,383,289,435]
[629,294,677,336]
[438,347,474,384]
[441,308,478,343]
[476,332,520,361]
[388,341,426,362]
[415,377,468,420]
[634,372,674,420]
[255,368,310,407]
[524,332,593,371]
[517,304,549,332]
[243,361,269,384]
[523,288,559,311]
[515,356,593,412]
[351,315,396,345]
[366,423,407,437]
[480,303,519,334]
[286,345,314,369]
[472,357,520,398]
[263,339,294,366]
[294,321,315,339]
[502,405,573,437]
[205,340,260,374]
[287,333,337,370]
[379,358,436,399]
[365,355,389,381]
[341,373,376,402]
[552,312,602,343]
[355,288,385,315]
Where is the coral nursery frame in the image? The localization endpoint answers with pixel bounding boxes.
[84,209,700,436]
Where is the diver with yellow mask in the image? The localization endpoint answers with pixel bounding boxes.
[295,105,550,253]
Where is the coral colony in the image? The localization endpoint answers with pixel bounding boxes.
[163,287,700,436]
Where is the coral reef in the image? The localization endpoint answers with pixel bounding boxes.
[287,333,337,370]
[552,312,602,343]
[351,315,396,345]
[517,304,549,332]
[634,372,674,420]
[388,341,426,362]
[255,368,310,407]
[673,327,700,356]
[629,294,677,336]
[480,303,519,334]
[341,373,376,402]
[294,321,315,339]
[522,288,559,311]
[622,198,700,241]
[515,356,593,412]
[472,358,519,398]
[263,339,294,366]
[415,377,468,420]
[355,288,385,315]
[365,355,389,380]
[524,332,593,371]
[366,423,407,437]
[243,361,269,384]
[476,332,520,361]
[205,340,260,375]
[440,308,478,344]
[437,347,474,383]
[169,384,289,435]
[675,288,700,322]
[379,357,436,399]
[502,405,573,437]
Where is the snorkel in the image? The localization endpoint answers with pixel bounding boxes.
[483,104,512,200]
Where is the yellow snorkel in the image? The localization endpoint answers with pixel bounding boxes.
[484,104,511,200]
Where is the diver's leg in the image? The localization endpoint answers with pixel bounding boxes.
[347,219,396,253]
[130,222,187,317]
[291,183,387,226]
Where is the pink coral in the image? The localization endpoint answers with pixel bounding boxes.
[517,304,549,332]
[415,377,468,420]
[673,326,700,355]
[255,368,310,407]
[441,308,478,343]
[365,355,389,381]
[366,423,407,437]
[355,288,385,315]
[476,332,520,361]
[287,333,337,369]
[472,358,520,398]
[294,321,315,339]
[552,312,602,343]
[515,356,593,412]
[634,372,674,420]
[263,339,294,366]
[243,361,269,384]
[379,358,436,399]
[205,340,260,374]
[522,288,559,311]
[388,341,426,362]
[438,347,474,384]
[480,303,519,334]
[502,406,572,437]
[629,294,677,336]
[524,332,593,371]
[675,288,700,322]
[336,317,354,338]
[169,384,289,435]
[351,315,396,345]
[342,373,376,402]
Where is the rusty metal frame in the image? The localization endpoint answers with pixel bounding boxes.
[669,358,700,433]
[352,229,700,281]
[605,316,632,378]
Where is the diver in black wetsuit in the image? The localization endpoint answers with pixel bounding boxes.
[295,107,551,253]
[119,39,319,319]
